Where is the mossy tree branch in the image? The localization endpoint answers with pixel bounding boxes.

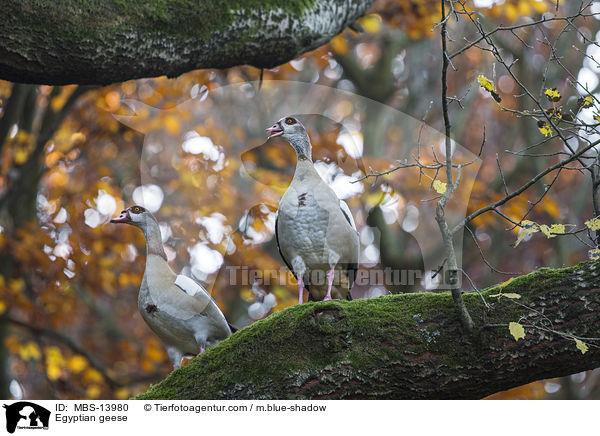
[137,261,600,400]
[1,0,374,85]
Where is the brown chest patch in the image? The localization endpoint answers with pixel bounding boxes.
[297,192,308,206]
[145,304,158,314]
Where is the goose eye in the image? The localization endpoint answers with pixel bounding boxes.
[285,117,295,125]
[131,206,141,214]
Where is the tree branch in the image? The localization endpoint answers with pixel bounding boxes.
[0,0,374,85]
[137,261,600,400]
[438,0,473,332]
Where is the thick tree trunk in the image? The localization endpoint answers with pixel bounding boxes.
[137,261,600,399]
[1,0,374,85]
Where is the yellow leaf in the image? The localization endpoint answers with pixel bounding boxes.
[360,15,381,34]
[503,293,521,299]
[588,248,600,261]
[504,4,518,21]
[84,368,104,383]
[509,322,525,341]
[532,0,547,13]
[45,346,65,366]
[67,355,88,373]
[579,96,594,109]
[70,132,86,144]
[585,217,600,231]
[550,224,566,235]
[0,301,5,315]
[539,224,552,238]
[477,75,495,92]
[115,388,130,400]
[515,220,539,247]
[330,35,348,55]
[433,180,447,194]
[46,364,62,381]
[9,278,25,293]
[19,341,41,361]
[498,277,515,289]
[544,88,561,102]
[537,122,553,137]
[574,338,588,354]
[164,115,180,136]
[14,148,29,165]
[86,384,101,399]
[517,1,531,16]
[105,91,121,111]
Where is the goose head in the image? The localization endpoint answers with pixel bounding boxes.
[110,205,153,229]
[266,116,305,140]
[266,116,311,159]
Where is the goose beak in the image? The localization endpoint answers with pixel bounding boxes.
[110,210,131,223]
[266,122,284,139]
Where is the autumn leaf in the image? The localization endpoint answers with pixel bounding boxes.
[540,223,566,238]
[509,322,525,341]
[19,342,41,361]
[86,384,102,399]
[67,355,88,373]
[433,179,447,194]
[498,277,515,288]
[115,388,130,400]
[578,96,594,109]
[46,364,62,381]
[588,248,600,261]
[585,217,600,231]
[330,35,349,55]
[489,292,521,299]
[477,74,495,92]
[502,293,522,299]
[574,339,588,354]
[537,121,553,137]
[515,220,539,247]
[360,14,381,34]
[544,88,561,102]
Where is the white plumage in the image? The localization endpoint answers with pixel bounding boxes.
[111,205,232,369]
[267,116,359,303]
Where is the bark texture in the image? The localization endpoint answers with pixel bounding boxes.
[1,0,374,85]
[137,261,600,399]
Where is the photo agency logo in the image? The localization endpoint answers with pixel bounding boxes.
[112,80,481,296]
[3,402,50,433]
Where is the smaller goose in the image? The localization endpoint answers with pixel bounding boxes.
[110,205,232,369]
[267,116,359,303]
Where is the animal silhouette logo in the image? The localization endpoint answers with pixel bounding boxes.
[3,402,50,433]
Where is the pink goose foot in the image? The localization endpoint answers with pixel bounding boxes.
[323,266,336,301]
[298,276,305,304]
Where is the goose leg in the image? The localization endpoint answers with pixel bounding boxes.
[298,276,304,304]
[167,347,183,371]
[324,266,336,301]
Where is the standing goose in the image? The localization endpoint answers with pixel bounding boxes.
[110,205,232,369]
[267,116,359,303]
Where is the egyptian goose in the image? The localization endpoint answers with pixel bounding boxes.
[110,205,232,369]
[266,116,359,303]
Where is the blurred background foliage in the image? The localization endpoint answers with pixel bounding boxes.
[1,0,599,400]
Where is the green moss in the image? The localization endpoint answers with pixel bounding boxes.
[12,0,316,43]
[136,262,597,399]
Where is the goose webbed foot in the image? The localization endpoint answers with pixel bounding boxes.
[323,266,338,301]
